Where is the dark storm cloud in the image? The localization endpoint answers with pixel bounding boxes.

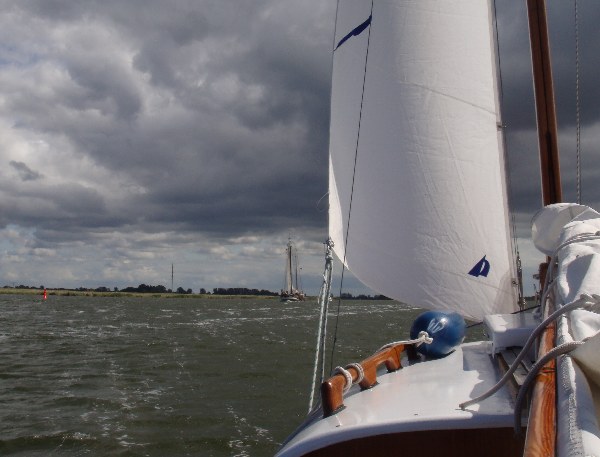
[1,0,599,292]
[497,1,600,132]
[495,0,600,220]
[1,0,333,247]
[10,160,43,181]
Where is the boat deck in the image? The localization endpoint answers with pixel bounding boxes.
[278,342,522,456]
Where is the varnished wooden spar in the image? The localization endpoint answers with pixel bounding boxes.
[523,321,556,457]
[524,0,561,449]
[321,343,410,417]
[523,261,556,456]
[527,0,562,205]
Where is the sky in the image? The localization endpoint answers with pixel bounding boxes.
[0,1,599,297]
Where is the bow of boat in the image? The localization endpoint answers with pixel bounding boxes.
[277,341,527,457]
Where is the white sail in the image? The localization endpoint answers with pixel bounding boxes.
[285,241,294,293]
[328,0,518,321]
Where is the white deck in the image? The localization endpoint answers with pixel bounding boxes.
[277,342,517,457]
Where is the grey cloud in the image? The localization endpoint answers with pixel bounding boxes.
[63,58,142,121]
[1,0,599,293]
[10,160,43,181]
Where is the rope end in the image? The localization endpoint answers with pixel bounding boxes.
[458,401,471,410]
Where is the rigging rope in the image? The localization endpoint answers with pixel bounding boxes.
[307,0,340,412]
[329,0,374,374]
[459,293,599,410]
[493,0,524,307]
[513,340,585,434]
[308,239,334,413]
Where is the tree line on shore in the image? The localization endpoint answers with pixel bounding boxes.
[5,283,278,296]
[3,284,391,299]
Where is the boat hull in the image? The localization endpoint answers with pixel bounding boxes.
[299,427,524,457]
[277,342,526,457]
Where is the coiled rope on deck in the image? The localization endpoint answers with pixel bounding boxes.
[333,363,365,395]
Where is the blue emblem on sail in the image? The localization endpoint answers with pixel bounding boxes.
[468,256,490,278]
[335,15,372,50]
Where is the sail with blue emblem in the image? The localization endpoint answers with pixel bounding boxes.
[328,0,518,321]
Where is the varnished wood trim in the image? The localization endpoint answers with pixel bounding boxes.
[526,0,562,205]
[523,321,556,456]
[321,343,405,416]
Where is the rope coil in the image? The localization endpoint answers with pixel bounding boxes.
[333,366,354,394]
[333,362,367,395]
[346,362,365,385]
[333,334,433,397]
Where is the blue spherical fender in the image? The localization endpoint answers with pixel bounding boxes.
[410,311,466,358]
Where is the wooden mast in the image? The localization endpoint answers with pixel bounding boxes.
[527,0,562,205]
[524,0,562,455]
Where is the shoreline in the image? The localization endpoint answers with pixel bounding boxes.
[0,288,282,299]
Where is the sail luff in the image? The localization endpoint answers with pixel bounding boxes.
[328,0,518,321]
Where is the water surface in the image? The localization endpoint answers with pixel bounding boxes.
[0,295,449,456]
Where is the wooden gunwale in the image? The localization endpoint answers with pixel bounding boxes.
[320,343,408,417]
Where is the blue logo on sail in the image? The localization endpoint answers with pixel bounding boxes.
[468,256,490,278]
[335,15,372,50]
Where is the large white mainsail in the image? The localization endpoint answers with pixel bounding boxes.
[329,0,518,321]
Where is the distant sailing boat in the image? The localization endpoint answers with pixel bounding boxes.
[280,238,305,302]
[277,1,600,456]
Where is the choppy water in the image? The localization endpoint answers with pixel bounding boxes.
[0,294,468,456]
